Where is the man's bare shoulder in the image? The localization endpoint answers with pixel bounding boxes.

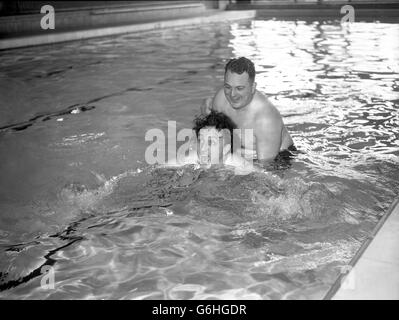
[253,91,281,119]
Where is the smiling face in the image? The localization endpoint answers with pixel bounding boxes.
[198,127,231,165]
[224,70,256,110]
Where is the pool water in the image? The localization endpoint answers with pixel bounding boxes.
[0,18,398,299]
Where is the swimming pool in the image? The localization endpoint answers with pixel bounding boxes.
[0,17,398,299]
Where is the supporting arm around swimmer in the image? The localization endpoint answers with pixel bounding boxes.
[200,96,214,115]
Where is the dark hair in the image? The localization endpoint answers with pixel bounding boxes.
[225,57,255,83]
[193,111,237,151]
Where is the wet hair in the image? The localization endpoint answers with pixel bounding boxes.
[193,111,237,151]
[225,57,255,83]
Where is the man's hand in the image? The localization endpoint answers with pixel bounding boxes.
[200,97,213,115]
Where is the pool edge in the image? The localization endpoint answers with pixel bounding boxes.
[0,10,256,51]
[324,197,399,300]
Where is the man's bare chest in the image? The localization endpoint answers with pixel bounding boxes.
[230,115,257,139]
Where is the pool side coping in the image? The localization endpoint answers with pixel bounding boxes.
[0,10,256,51]
[324,197,399,300]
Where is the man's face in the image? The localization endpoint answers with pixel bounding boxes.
[198,127,231,165]
[224,70,255,110]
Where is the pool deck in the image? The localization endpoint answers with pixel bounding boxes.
[2,1,399,50]
[228,1,399,21]
[0,9,256,51]
[325,198,399,300]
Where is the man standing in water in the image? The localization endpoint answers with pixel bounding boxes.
[200,57,295,163]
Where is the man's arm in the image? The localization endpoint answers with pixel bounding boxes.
[200,96,213,115]
[200,89,224,115]
[255,115,282,163]
[224,152,261,175]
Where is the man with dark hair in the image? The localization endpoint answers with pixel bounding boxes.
[193,110,237,154]
[166,111,257,174]
[192,111,236,165]
[200,57,295,163]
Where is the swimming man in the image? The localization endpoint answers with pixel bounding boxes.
[166,111,258,174]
